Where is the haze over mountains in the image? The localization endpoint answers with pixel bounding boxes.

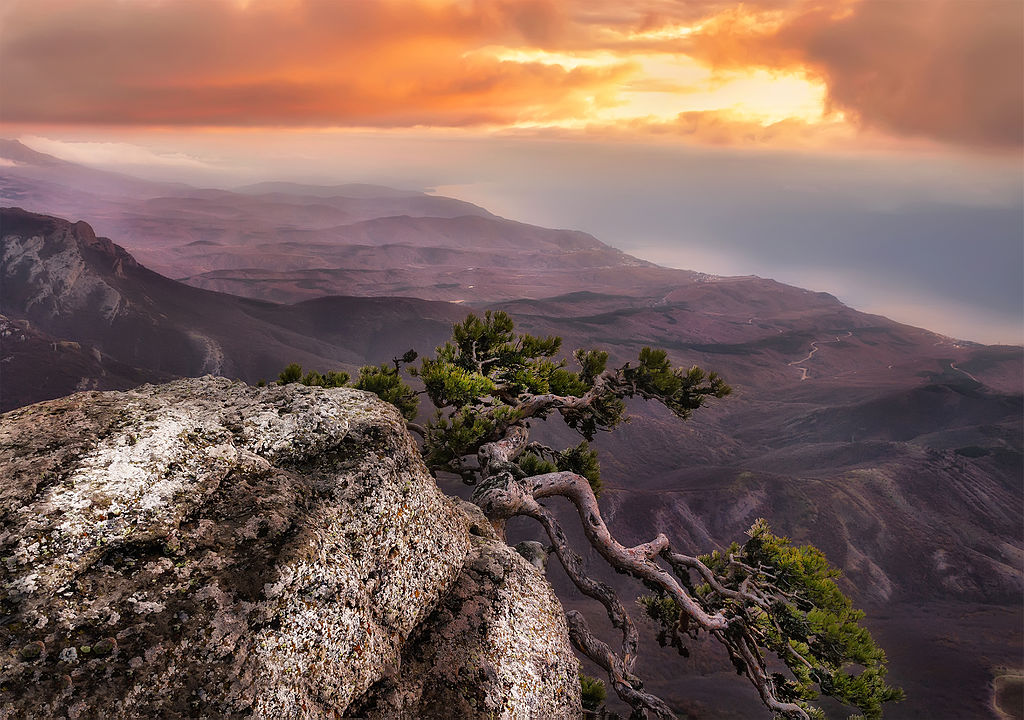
[1,142,1021,718]
[0,139,668,303]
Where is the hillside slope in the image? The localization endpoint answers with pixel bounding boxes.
[0,207,463,407]
[2,195,1021,718]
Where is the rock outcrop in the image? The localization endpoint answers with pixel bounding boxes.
[353,501,580,719]
[0,377,580,719]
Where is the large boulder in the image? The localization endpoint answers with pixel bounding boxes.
[354,501,581,719]
[0,377,580,719]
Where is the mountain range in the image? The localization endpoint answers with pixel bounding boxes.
[1,140,1021,719]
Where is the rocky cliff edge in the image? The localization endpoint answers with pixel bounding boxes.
[0,377,580,719]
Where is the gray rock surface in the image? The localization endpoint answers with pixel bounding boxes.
[0,377,580,719]
[354,501,581,719]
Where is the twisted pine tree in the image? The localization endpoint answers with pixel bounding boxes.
[280,311,903,720]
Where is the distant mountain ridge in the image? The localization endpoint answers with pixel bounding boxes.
[233,180,427,198]
[0,139,190,199]
[0,138,76,167]
[0,139,691,301]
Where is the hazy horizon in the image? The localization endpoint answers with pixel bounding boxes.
[1,0,1021,344]
[6,130,1022,346]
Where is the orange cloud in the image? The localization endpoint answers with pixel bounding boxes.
[577,109,856,151]
[684,0,1024,147]
[0,0,620,127]
[1,0,1019,150]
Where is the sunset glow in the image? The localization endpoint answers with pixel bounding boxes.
[0,0,1019,150]
[479,47,830,130]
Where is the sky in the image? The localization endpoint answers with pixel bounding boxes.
[1,0,1021,343]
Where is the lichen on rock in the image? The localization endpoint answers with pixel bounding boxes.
[0,377,580,719]
[352,500,581,720]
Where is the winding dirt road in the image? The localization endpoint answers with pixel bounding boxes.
[788,331,853,380]
[949,361,980,383]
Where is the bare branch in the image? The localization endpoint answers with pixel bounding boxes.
[512,370,615,418]
[723,631,810,720]
[519,496,642,673]
[525,471,730,632]
[565,610,676,720]
[473,468,825,719]
[477,423,530,476]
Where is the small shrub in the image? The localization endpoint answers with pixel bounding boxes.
[580,673,606,711]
